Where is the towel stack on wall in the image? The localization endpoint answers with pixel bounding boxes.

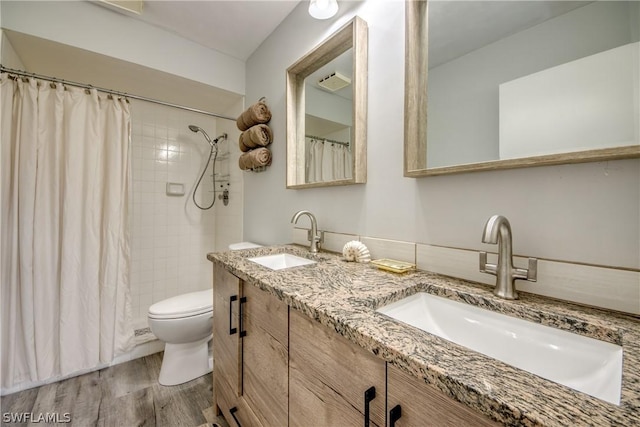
[236,99,273,171]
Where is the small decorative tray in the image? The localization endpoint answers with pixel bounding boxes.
[370,259,416,274]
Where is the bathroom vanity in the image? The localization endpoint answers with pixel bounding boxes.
[208,245,640,426]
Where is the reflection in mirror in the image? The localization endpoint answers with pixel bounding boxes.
[404,0,640,177]
[304,48,353,183]
[287,17,367,188]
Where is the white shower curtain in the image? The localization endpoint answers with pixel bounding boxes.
[0,73,134,392]
[305,137,352,183]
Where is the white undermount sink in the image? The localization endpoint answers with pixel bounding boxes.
[248,253,316,270]
[377,292,623,405]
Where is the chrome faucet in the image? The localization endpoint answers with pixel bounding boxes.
[479,215,537,300]
[291,210,323,253]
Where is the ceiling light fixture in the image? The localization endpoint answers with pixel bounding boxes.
[308,0,339,20]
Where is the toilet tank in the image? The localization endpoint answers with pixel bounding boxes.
[228,242,262,250]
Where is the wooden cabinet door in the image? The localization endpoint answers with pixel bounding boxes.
[289,310,386,427]
[213,267,287,427]
[241,284,289,426]
[387,364,498,427]
[212,266,242,422]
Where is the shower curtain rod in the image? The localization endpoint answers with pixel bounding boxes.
[0,65,237,121]
[305,134,349,146]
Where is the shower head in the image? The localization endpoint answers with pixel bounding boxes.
[189,125,214,147]
[188,125,227,147]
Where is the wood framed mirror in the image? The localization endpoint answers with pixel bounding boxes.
[404,0,640,177]
[286,16,368,188]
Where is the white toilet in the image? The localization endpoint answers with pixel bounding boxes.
[148,243,261,386]
[148,288,213,386]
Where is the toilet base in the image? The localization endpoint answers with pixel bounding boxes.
[158,335,213,386]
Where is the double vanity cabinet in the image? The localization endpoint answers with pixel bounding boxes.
[209,245,640,427]
[212,265,496,426]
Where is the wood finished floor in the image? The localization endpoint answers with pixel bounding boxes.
[1,352,229,427]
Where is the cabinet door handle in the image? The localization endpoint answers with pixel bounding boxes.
[229,406,242,427]
[239,296,247,337]
[229,295,238,335]
[389,405,402,427]
[364,386,376,427]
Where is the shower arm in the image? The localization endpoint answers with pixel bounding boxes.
[188,125,227,148]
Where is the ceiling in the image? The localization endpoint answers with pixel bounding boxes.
[94,0,594,68]
[96,0,593,67]
[96,0,301,61]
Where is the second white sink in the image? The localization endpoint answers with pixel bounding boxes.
[377,292,623,405]
[248,253,316,270]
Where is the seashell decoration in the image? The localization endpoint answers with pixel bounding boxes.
[342,241,371,263]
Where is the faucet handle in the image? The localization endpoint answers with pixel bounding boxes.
[526,257,538,282]
[513,257,538,282]
[306,229,324,244]
[479,252,497,275]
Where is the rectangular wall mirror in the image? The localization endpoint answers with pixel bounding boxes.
[287,16,368,188]
[404,0,640,177]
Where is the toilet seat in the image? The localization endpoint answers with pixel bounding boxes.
[148,289,213,320]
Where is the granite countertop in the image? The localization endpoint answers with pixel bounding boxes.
[207,244,640,426]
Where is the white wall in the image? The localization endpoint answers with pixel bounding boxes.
[0,29,23,69]
[306,84,352,126]
[0,1,244,95]
[244,1,640,274]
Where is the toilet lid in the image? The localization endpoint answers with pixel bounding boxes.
[148,289,213,319]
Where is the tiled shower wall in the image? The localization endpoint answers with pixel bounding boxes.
[212,98,245,254]
[128,100,242,328]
